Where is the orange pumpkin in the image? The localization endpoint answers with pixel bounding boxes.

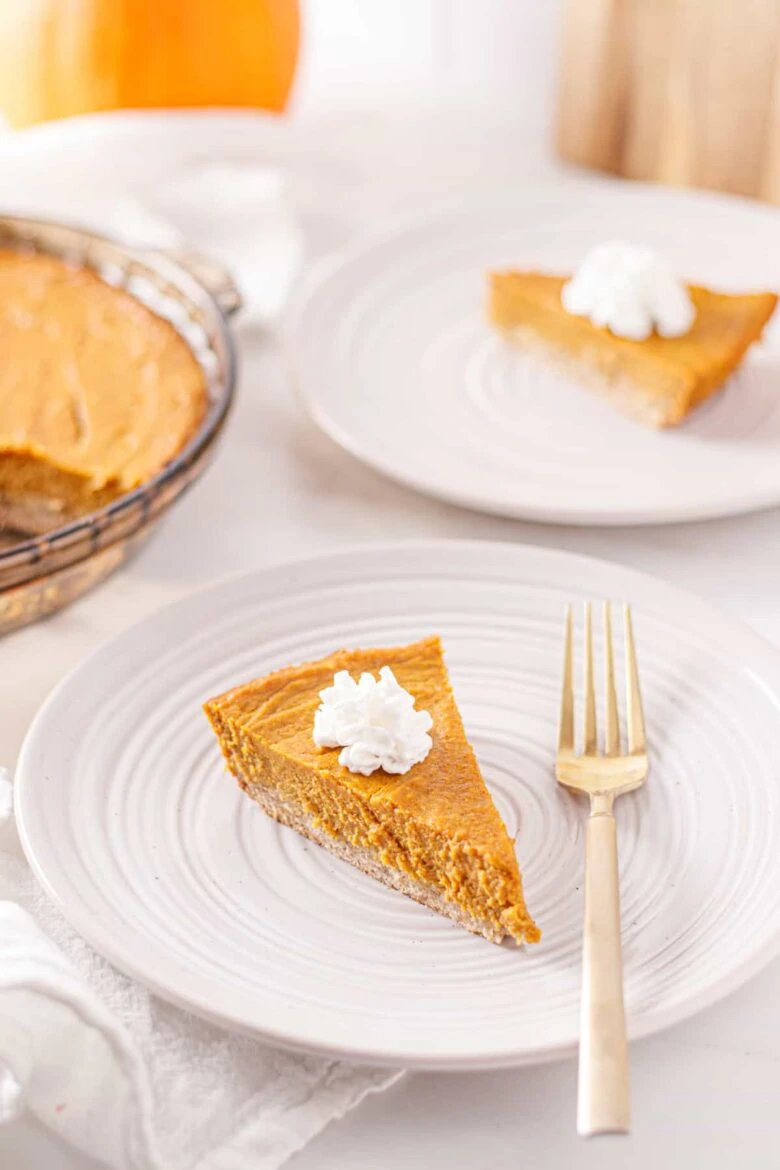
[0,0,300,128]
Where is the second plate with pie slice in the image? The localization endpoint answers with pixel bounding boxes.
[288,178,780,526]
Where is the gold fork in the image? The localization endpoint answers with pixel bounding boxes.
[556,602,648,1137]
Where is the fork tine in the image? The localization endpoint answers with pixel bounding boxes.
[558,605,575,753]
[625,605,646,754]
[583,602,597,754]
[603,602,620,756]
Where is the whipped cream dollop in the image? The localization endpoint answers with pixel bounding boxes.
[561,242,696,341]
[313,667,433,776]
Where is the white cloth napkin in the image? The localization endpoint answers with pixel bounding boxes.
[104,163,305,327]
[0,772,401,1170]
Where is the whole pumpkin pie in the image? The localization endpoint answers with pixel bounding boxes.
[0,250,208,532]
[204,636,540,945]
[489,270,777,427]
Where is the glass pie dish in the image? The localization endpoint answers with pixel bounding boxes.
[0,214,240,636]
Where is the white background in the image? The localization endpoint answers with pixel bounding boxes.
[294,0,563,144]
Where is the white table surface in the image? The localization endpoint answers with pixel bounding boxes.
[2,110,780,1169]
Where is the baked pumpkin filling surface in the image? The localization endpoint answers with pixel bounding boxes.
[0,249,208,528]
[205,636,539,945]
[489,270,777,426]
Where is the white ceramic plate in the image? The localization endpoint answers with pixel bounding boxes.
[15,541,780,1068]
[288,180,780,525]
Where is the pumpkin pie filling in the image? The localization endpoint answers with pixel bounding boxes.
[0,250,208,531]
[204,636,539,945]
[489,270,777,427]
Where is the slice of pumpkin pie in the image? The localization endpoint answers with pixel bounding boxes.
[489,245,777,427]
[204,635,539,945]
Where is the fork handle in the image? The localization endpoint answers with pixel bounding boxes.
[578,809,630,1136]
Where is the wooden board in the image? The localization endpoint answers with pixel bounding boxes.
[557,0,780,202]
